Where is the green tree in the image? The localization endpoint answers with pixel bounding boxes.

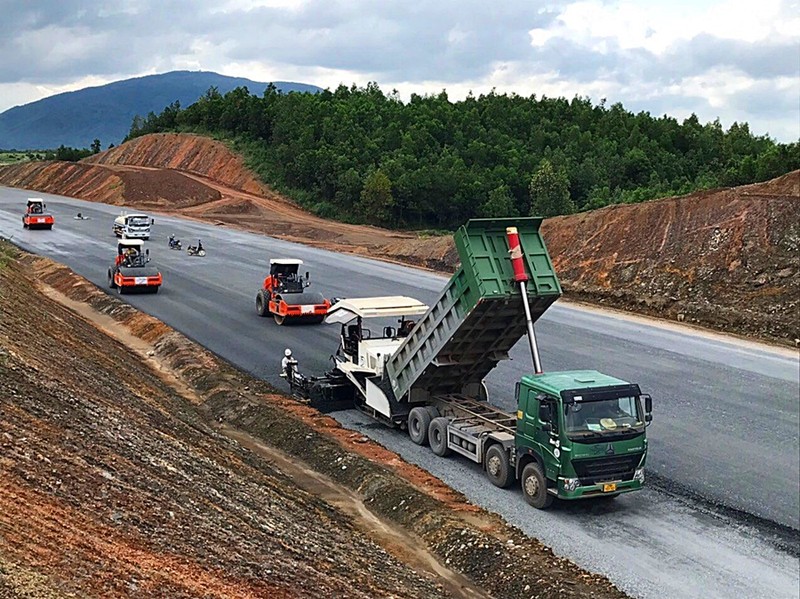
[357,170,395,226]
[90,139,101,154]
[529,160,575,217]
[480,184,518,217]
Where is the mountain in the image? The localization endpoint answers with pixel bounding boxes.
[0,71,321,150]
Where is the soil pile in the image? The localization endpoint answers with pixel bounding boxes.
[84,133,269,196]
[542,172,799,343]
[0,243,628,598]
[1,133,795,343]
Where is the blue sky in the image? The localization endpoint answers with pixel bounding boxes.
[1,0,798,141]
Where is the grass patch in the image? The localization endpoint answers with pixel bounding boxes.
[0,151,47,165]
[0,240,18,270]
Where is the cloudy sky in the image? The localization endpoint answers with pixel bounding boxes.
[2,0,798,141]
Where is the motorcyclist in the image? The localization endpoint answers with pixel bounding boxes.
[197,239,204,253]
[169,234,180,248]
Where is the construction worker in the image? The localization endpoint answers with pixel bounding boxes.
[281,348,298,379]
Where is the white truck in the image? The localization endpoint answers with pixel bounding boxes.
[113,212,153,239]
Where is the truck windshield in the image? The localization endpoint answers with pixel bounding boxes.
[128,217,150,226]
[565,396,642,436]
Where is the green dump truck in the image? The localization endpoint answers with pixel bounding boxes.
[282,218,652,508]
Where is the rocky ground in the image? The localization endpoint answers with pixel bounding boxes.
[0,242,627,598]
[0,133,796,344]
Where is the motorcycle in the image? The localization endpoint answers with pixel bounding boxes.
[73,212,90,220]
[186,241,206,257]
[168,235,182,250]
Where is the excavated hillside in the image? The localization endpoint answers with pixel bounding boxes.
[0,133,796,344]
[0,242,628,599]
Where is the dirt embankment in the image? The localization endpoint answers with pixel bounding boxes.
[0,132,796,343]
[542,173,799,343]
[84,133,269,197]
[0,243,627,599]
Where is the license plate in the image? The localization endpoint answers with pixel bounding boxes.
[301,305,315,314]
[134,277,148,285]
[36,218,45,223]
[603,483,617,493]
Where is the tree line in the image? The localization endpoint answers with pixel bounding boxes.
[126,84,799,229]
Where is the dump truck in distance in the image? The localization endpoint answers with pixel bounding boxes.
[283,218,652,508]
[113,212,153,239]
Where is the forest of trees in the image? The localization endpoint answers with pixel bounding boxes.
[127,84,799,230]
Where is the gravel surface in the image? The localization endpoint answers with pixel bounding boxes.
[1,186,798,599]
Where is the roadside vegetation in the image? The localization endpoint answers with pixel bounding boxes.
[1,139,108,164]
[0,151,45,165]
[120,83,796,230]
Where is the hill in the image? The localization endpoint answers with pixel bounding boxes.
[0,71,320,150]
[0,133,796,345]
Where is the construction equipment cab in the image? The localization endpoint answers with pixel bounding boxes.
[326,297,429,373]
[22,198,54,230]
[108,238,162,294]
[113,212,153,239]
[255,259,331,325]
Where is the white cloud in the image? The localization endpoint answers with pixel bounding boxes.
[0,0,797,141]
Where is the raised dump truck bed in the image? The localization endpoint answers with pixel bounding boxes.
[387,217,561,402]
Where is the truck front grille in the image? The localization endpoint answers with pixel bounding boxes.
[571,453,643,485]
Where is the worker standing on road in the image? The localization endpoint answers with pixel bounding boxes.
[281,348,298,379]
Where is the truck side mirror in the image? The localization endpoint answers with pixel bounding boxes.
[645,414,653,423]
[643,394,652,414]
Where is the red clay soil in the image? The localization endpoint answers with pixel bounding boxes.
[0,243,629,599]
[0,133,796,344]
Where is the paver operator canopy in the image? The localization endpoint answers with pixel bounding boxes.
[326,296,429,373]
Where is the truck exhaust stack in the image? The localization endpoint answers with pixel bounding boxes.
[506,226,543,374]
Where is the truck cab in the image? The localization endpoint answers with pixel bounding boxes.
[515,371,652,507]
[113,212,153,239]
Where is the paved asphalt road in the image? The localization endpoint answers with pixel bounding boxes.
[2,187,798,599]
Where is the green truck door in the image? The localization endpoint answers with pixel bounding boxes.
[519,389,560,480]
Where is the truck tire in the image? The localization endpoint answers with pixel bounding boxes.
[408,407,432,445]
[485,444,513,488]
[521,462,553,509]
[428,417,452,457]
[256,291,270,316]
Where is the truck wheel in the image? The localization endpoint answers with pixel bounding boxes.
[485,444,513,488]
[428,417,451,457]
[521,463,553,509]
[408,407,432,445]
[256,291,270,316]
